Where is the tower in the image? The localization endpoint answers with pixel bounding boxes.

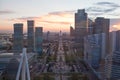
[74,9,88,56]
[35,27,43,55]
[13,23,23,54]
[70,26,74,37]
[27,20,34,52]
[75,9,88,29]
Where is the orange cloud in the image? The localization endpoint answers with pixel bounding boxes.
[9,10,74,32]
[110,19,120,32]
[110,24,120,32]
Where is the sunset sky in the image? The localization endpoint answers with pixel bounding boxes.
[0,0,120,33]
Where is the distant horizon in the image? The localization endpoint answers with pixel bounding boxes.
[1,18,120,33]
[0,30,70,34]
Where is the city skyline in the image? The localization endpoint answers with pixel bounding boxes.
[1,6,120,79]
[1,0,120,33]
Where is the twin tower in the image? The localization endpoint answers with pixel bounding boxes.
[13,20,43,55]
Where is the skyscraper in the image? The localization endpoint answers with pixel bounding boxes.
[110,30,120,79]
[70,26,74,37]
[74,9,88,56]
[75,9,88,29]
[35,27,43,55]
[27,20,34,52]
[94,17,110,57]
[13,23,23,54]
[46,31,50,41]
[115,30,120,51]
[105,31,120,80]
[94,17,110,34]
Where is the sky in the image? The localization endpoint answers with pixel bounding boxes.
[0,0,120,33]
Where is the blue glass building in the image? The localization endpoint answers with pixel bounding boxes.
[13,23,23,54]
[35,27,43,55]
[27,20,34,52]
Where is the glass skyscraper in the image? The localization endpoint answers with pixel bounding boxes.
[27,20,34,52]
[13,23,23,54]
[74,9,88,55]
[35,27,43,55]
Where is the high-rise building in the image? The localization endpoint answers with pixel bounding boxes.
[35,27,43,55]
[84,33,106,68]
[94,17,110,34]
[74,9,88,56]
[115,30,120,51]
[27,20,34,52]
[70,26,74,37]
[105,31,120,80]
[75,9,88,29]
[94,17,110,56]
[13,23,23,54]
[46,31,50,41]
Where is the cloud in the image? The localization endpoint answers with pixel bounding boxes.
[40,20,72,25]
[86,7,116,17]
[110,19,120,32]
[10,16,40,22]
[86,7,116,13]
[96,2,120,7]
[9,10,74,32]
[0,10,15,14]
[86,2,120,17]
[49,10,74,15]
[88,12,103,16]
[48,10,75,18]
[10,10,74,23]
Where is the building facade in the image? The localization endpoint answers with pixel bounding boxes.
[27,20,34,52]
[84,33,106,68]
[70,26,74,37]
[35,27,43,55]
[74,9,88,56]
[84,33,107,79]
[105,31,120,80]
[13,23,23,54]
[94,17,109,34]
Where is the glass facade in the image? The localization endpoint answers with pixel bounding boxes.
[27,20,34,52]
[35,27,43,55]
[13,23,23,54]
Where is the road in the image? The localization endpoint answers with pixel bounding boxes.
[53,35,70,80]
[30,34,100,80]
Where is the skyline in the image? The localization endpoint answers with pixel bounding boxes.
[1,0,120,33]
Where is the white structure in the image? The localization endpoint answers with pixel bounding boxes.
[16,48,31,80]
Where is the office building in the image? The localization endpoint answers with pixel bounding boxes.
[70,26,74,37]
[84,33,107,80]
[84,35,100,68]
[27,20,34,52]
[46,31,50,41]
[35,27,43,55]
[84,33,106,68]
[74,9,88,56]
[94,17,110,56]
[88,19,94,35]
[105,31,120,80]
[94,17,109,34]
[75,9,88,29]
[13,23,23,54]
[115,30,120,51]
